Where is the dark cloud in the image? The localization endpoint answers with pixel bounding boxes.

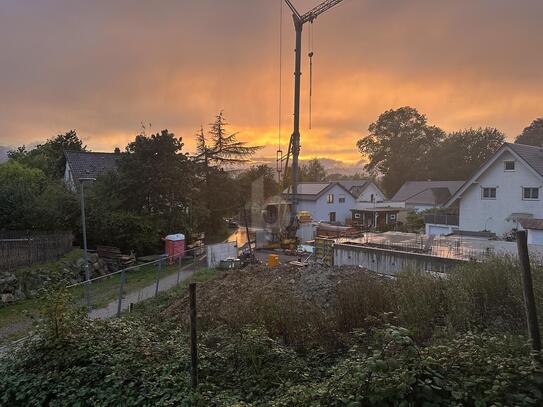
[1,0,542,162]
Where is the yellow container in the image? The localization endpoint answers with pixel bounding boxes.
[268,254,279,268]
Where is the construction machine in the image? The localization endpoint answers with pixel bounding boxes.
[275,0,345,248]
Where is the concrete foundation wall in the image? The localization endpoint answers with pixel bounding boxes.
[207,242,238,268]
[333,243,464,275]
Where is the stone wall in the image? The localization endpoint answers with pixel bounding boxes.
[0,252,110,304]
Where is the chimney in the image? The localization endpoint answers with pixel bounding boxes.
[114,147,121,154]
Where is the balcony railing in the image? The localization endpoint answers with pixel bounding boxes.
[423,213,459,226]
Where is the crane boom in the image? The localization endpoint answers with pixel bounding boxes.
[301,0,344,23]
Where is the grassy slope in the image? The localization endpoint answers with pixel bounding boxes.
[0,252,199,345]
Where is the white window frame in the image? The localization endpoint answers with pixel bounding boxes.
[504,160,516,171]
[327,194,334,204]
[481,187,497,200]
[338,194,346,204]
[522,186,540,201]
[354,213,361,219]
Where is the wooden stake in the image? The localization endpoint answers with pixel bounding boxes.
[516,230,542,355]
[189,282,198,389]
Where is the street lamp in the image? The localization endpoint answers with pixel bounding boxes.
[79,177,96,310]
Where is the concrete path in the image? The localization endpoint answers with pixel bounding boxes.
[88,260,196,320]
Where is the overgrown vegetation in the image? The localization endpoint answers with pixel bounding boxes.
[2,258,543,405]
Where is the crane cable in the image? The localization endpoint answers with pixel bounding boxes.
[308,21,314,130]
[278,1,283,158]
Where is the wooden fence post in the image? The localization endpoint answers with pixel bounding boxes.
[516,230,542,356]
[189,282,198,389]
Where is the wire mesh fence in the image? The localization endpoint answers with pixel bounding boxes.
[67,246,209,319]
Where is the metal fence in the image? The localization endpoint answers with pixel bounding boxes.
[0,231,73,270]
[423,213,459,226]
[66,246,208,319]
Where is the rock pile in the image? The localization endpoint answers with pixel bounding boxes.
[0,252,111,304]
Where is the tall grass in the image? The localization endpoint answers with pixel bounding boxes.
[187,256,543,349]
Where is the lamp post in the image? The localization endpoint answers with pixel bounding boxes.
[79,177,96,310]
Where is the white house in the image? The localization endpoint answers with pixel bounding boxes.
[340,180,387,208]
[282,182,360,224]
[445,143,543,239]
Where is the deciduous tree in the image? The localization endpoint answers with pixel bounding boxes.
[429,127,504,180]
[357,107,445,195]
[515,117,543,146]
[8,130,86,179]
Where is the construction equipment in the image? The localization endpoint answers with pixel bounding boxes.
[277,0,345,246]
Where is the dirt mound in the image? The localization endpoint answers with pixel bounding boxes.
[163,263,382,322]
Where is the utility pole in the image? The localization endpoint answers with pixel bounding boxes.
[79,177,96,311]
[283,0,344,231]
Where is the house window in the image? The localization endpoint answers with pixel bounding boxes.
[370,194,374,203]
[338,195,345,203]
[329,212,336,222]
[482,187,497,199]
[504,161,515,171]
[523,187,539,200]
[327,194,334,203]
[389,214,396,221]
[354,213,361,219]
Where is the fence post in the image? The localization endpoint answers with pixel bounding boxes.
[177,255,182,285]
[516,230,542,357]
[155,258,162,298]
[189,282,198,389]
[116,269,126,317]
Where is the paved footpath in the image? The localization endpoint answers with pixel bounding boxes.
[88,260,197,319]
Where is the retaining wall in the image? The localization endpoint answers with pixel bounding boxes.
[206,242,238,268]
[333,243,465,275]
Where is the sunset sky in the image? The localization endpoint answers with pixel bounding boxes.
[1,0,542,164]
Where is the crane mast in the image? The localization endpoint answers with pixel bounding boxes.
[282,0,344,235]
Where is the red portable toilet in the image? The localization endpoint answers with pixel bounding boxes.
[165,233,185,264]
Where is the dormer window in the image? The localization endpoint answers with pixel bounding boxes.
[504,160,515,171]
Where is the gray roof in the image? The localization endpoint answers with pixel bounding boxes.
[65,151,118,187]
[282,182,356,201]
[392,181,464,206]
[283,183,329,196]
[508,143,543,177]
[335,180,372,198]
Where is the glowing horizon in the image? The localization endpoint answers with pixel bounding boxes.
[1,0,542,164]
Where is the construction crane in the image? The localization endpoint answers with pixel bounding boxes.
[279,0,345,244]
